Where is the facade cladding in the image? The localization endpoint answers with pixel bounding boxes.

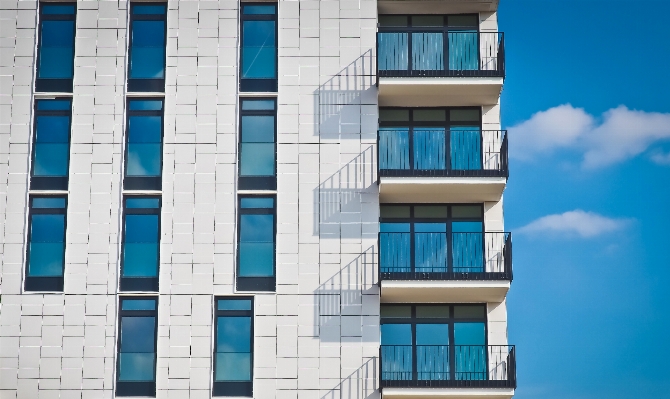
[0,0,514,398]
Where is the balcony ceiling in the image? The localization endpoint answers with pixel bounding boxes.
[378,0,499,15]
[380,280,510,303]
[378,77,504,107]
[379,176,506,203]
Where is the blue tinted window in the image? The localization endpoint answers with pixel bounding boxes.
[218,299,252,311]
[239,214,274,277]
[117,304,157,385]
[240,115,275,177]
[38,20,75,79]
[121,299,157,311]
[133,5,166,14]
[32,197,66,208]
[34,115,70,177]
[242,100,275,111]
[129,20,166,79]
[42,5,75,14]
[242,20,276,79]
[37,100,71,110]
[243,5,276,15]
[416,324,450,345]
[380,223,410,233]
[381,324,412,345]
[28,214,65,277]
[415,223,447,233]
[127,115,162,177]
[126,198,160,209]
[129,100,163,111]
[240,197,274,208]
[451,221,482,233]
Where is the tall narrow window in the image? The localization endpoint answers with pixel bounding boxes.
[237,196,275,292]
[239,99,276,190]
[128,3,167,92]
[36,3,76,92]
[124,99,164,190]
[30,99,72,190]
[121,197,161,292]
[116,297,158,397]
[214,297,254,397]
[240,4,277,92]
[25,196,67,291]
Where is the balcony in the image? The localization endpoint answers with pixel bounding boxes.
[381,345,516,399]
[377,31,505,106]
[379,232,512,303]
[378,1,500,15]
[378,130,508,203]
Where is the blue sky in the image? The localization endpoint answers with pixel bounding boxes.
[499,0,670,398]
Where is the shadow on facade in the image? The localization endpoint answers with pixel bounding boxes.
[321,358,380,399]
[314,246,378,342]
[314,49,376,139]
[315,146,377,238]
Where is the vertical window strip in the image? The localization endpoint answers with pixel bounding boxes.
[240,4,278,92]
[124,98,164,190]
[236,196,276,292]
[213,297,254,397]
[35,3,77,92]
[128,3,167,92]
[25,196,68,292]
[116,297,158,397]
[30,99,72,190]
[238,98,277,190]
[120,196,161,292]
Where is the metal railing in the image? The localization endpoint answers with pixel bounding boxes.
[378,130,508,178]
[379,232,512,281]
[380,345,516,388]
[377,31,505,78]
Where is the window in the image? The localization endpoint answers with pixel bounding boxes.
[25,196,67,291]
[379,204,484,276]
[239,99,276,190]
[240,4,277,92]
[237,196,275,291]
[30,99,72,190]
[378,108,483,173]
[377,14,481,73]
[214,297,254,397]
[116,297,158,397]
[124,99,164,190]
[380,304,487,382]
[121,197,161,292]
[128,3,167,92]
[36,3,76,92]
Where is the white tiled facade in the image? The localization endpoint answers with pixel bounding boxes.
[0,1,510,399]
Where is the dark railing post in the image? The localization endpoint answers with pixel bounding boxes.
[506,233,513,280]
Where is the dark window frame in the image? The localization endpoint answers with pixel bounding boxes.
[30,98,73,190]
[238,98,277,190]
[35,2,77,92]
[213,296,254,397]
[116,296,159,397]
[236,195,276,292]
[120,196,161,292]
[379,106,482,173]
[127,3,167,92]
[379,203,486,277]
[24,196,68,292]
[123,98,164,190]
[239,3,278,92]
[380,303,489,382]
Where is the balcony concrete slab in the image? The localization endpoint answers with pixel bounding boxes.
[378,77,504,107]
[378,0,499,14]
[379,176,506,203]
[380,280,510,303]
[383,388,514,399]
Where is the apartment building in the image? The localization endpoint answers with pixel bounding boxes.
[0,0,514,398]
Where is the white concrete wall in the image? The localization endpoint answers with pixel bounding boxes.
[0,1,509,398]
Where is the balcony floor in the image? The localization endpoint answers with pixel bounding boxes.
[380,280,510,303]
[382,387,514,399]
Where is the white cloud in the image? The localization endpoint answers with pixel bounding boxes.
[650,150,670,165]
[517,210,633,238]
[508,104,670,168]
